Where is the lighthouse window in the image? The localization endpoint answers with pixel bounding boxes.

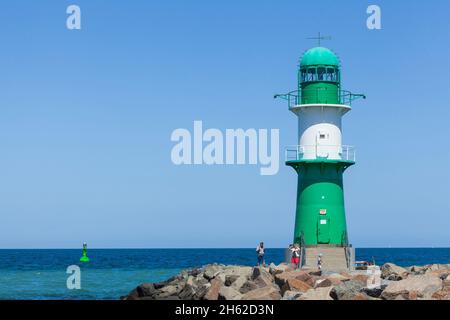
[327,68,337,82]
[317,67,326,81]
[307,68,316,81]
[301,69,307,82]
[319,133,326,139]
[302,67,339,82]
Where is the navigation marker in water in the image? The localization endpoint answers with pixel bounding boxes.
[80,242,90,263]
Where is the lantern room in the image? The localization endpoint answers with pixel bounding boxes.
[298,47,341,105]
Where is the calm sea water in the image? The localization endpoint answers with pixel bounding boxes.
[0,248,449,300]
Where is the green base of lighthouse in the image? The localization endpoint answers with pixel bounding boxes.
[287,159,354,246]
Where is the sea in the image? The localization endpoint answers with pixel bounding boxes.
[0,248,449,300]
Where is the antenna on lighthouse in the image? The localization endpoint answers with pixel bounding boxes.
[307,32,332,46]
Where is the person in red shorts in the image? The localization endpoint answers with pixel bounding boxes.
[290,244,300,267]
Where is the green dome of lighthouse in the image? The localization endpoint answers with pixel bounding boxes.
[300,47,340,67]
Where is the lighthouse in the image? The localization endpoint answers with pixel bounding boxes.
[275,44,365,270]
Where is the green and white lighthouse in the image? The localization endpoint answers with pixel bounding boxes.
[276,43,365,268]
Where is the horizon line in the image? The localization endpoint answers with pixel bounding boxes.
[1,247,449,250]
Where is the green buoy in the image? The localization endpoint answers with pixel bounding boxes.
[79,242,90,263]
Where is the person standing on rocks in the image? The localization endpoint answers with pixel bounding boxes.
[290,244,300,268]
[317,253,323,271]
[256,242,265,267]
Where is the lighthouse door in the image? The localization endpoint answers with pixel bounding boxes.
[317,217,330,244]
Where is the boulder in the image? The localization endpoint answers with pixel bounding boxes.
[186,275,195,286]
[297,273,316,287]
[330,280,365,300]
[269,263,292,276]
[362,287,384,299]
[196,278,210,288]
[178,284,197,300]
[425,264,450,278]
[325,273,349,285]
[381,275,442,300]
[218,286,243,300]
[380,279,393,288]
[220,266,251,289]
[409,265,429,275]
[251,267,274,288]
[166,271,185,286]
[239,280,259,294]
[241,286,282,300]
[282,290,303,300]
[251,266,267,280]
[153,281,168,289]
[298,286,333,300]
[407,290,421,300]
[381,263,409,281]
[444,274,450,287]
[268,263,277,273]
[203,264,222,280]
[130,280,186,300]
[123,288,139,300]
[230,275,248,291]
[204,278,223,300]
[281,278,312,294]
[216,273,227,283]
[439,273,450,281]
[225,275,240,286]
[223,265,253,277]
[351,274,369,285]
[432,289,450,300]
[350,293,372,300]
[308,270,323,276]
[429,264,450,272]
[189,268,202,277]
[158,285,178,298]
[136,283,157,297]
[339,271,353,278]
[314,278,333,288]
[274,270,314,288]
[193,284,210,300]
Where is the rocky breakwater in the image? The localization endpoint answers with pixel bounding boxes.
[122,262,450,300]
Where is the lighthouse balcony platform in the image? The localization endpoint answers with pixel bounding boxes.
[285,145,355,163]
[274,89,365,109]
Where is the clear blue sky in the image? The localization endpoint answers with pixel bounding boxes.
[1,0,450,248]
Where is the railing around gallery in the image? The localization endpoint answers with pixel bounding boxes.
[274,89,366,109]
[285,145,356,162]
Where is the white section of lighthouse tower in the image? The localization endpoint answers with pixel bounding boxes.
[290,104,352,161]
